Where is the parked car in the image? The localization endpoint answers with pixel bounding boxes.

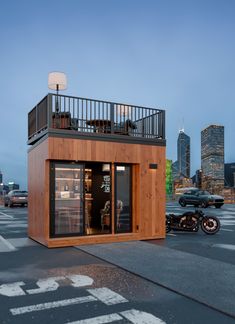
[4,190,28,207]
[178,189,224,208]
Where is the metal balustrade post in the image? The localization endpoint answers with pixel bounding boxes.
[162,110,165,139]
[47,94,52,128]
[110,103,114,133]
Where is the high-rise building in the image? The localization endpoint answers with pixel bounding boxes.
[201,125,224,193]
[0,170,2,184]
[224,163,235,188]
[177,130,190,178]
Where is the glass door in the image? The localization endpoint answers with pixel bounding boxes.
[115,165,132,233]
[50,163,84,237]
[85,162,111,235]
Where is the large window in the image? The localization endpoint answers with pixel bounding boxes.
[52,164,84,236]
[115,165,132,233]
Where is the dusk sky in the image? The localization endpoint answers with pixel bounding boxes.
[1,0,235,189]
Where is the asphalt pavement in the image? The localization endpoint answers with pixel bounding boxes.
[0,203,234,323]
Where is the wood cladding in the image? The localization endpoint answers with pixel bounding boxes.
[28,140,48,246]
[28,136,166,247]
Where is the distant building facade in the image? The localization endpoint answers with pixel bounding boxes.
[192,169,202,189]
[224,163,235,188]
[0,184,9,196]
[172,160,179,180]
[177,130,190,178]
[0,171,2,184]
[201,125,224,193]
[8,182,20,191]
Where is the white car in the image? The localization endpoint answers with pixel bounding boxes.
[4,190,28,207]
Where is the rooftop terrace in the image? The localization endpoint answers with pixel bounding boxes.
[28,94,165,146]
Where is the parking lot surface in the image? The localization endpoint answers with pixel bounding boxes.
[0,204,234,323]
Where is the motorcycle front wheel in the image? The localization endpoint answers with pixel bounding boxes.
[201,216,220,235]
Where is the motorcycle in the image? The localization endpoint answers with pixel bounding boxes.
[166,209,220,235]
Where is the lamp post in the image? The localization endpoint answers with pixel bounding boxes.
[48,71,67,113]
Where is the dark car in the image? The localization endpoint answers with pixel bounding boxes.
[4,190,28,207]
[178,189,224,208]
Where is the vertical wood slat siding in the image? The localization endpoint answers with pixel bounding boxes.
[28,139,48,245]
[28,137,166,247]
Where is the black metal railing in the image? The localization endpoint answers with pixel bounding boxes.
[28,93,165,142]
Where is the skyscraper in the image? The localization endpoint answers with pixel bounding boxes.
[201,125,224,193]
[177,130,190,178]
[0,170,2,183]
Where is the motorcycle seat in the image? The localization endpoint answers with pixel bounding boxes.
[167,213,182,218]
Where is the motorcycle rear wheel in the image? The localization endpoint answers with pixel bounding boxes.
[166,219,171,233]
[201,216,220,235]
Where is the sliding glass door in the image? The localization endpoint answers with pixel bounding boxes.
[50,162,132,237]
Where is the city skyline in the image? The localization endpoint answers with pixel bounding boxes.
[1,0,235,189]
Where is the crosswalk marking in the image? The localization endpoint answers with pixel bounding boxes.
[0,275,94,297]
[66,313,122,324]
[10,296,97,315]
[0,235,16,251]
[221,229,234,232]
[0,211,14,219]
[66,309,167,324]
[213,244,235,251]
[87,288,128,305]
[120,309,166,323]
[10,288,130,316]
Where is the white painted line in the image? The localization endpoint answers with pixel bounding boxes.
[0,211,13,219]
[167,233,177,237]
[66,313,122,324]
[10,295,97,315]
[66,309,167,324]
[87,287,128,305]
[8,237,37,248]
[213,244,235,251]
[26,277,65,295]
[221,228,234,232]
[68,274,94,287]
[6,224,27,228]
[121,309,167,323]
[26,275,93,295]
[0,235,16,251]
[0,282,26,297]
[220,220,235,225]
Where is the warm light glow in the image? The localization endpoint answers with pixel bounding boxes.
[102,164,110,172]
[48,72,67,90]
[117,166,125,171]
[117,104,131,116]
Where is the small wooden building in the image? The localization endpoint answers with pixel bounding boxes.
[28,94,166,247]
